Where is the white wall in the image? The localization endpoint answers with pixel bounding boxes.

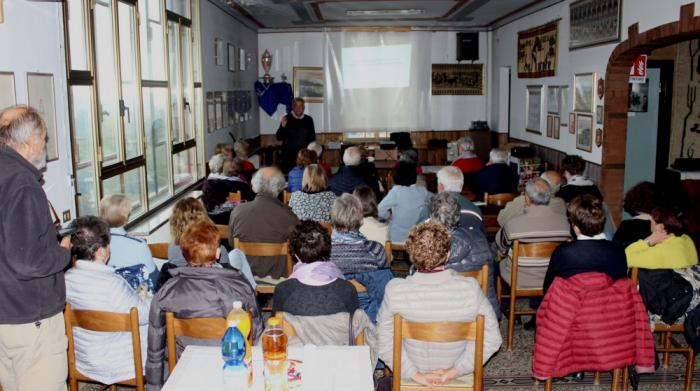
[0,1,75,222]
[257,31,489,134]
[490,0,700,165]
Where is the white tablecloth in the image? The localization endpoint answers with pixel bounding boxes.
[162,345,374,391]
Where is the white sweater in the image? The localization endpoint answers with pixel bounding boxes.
[65,260,151,384]
[376,269,502,379]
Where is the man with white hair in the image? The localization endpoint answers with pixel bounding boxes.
[207,153,225,180]
[451,136,484,174]
[497,170,567,226]
[307,141,332,177]
[229,166,299,278]
[0,106,71,391]
[496,178,571,291]
[329,146,380,196]
[475,148,518,201]
[416,166,482,229]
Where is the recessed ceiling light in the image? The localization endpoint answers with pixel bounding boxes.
[346,9,426,17]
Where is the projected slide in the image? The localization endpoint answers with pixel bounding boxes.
[341,44,412,89]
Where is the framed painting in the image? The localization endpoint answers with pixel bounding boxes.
[559,86,569,125]
[570,0,621,50]
[0,72,15,110]
[239,48,246,71]
[517,21,558,78]
[576,113,593,152]
[431,64,484,95]
[574,73,595,113]
[227,44,235,72]
[293,67,325,103]
[596,104,604,125]
[526,85,543,134]
[214,39,224,66]
[546,115,554,138]
[553,116,560,139]
[547,86,561,114]
[27,73,58,161]
[628,81,649,112]
[569,112,576,134]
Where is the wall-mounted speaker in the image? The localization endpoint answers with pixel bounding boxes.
[456,32,479,62]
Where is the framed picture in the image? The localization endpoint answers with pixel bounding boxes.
[432,64,484,95]
[576,113,593,152]
[628,81,649,112]
[0,72,15,110]
[214,39,224,66]
[206,92,215,133]
[574,73,595,113]
[569,112,576,134]
[227,44,235,72]
[293,67,325,103]
[553,116,561,139]
[239,48,246,71]
[26,73,58,161]
[547,86,561,114]
[526,85,543,134]
[596,104,604,125]
[546,115,554,137]
[214,91,223,129]
[570,0,621,50]
[560,86,569,125]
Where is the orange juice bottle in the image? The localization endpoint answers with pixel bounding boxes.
[226,301,252,384]
[262,317,288,391]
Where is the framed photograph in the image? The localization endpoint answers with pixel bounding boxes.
[26,73,58,161]
[546,115,554,137]
[574,73,595,113]
[214,39,224,66]
[576,113,593,152]
[526,85,543,134]
[553,116,561,139]
[628,81,649,112]
[239,48,246,71]
[0,72,16,110]
[293,67,325,103]
[214,91,223,130]
[559,86,569,125]
[570,0,621,50]
[596,104,604,125]
[206,92,215,133]
[227,44,235,72]
[569,112,576,134]
[547,86,561,114]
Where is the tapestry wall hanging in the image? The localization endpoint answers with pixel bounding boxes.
[431,64,484,95]
[517,21,558,78]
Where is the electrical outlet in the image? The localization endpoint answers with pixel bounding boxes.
[62,210,71,223]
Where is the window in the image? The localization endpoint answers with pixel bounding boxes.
[64,0,203,220]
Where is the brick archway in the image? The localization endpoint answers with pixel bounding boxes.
[601,3,700,224]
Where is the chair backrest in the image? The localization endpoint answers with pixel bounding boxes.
[392,313,484,391]
[319,221,332,233]
[283,190,292,205]
[385,241,393,266]
[228,191,242,202]
[348,279,368,293]
[64,303,144,389]
[234,237,293,276]
[512,240,560,260]
[630,267,640,284]
[215,225,229,241]
[275,312,365,345]
[458,264,489,295]
[484,192,518,207]
[164,312,228,373]
[148,243,169,259]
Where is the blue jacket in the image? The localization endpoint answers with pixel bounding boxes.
[345,268,393,323]
[329,166,379,196]
[287,166,304,193]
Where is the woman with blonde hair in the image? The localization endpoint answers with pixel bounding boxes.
[287,149,317,193]
[289,164,337,221]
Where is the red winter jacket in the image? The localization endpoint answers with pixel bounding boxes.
[532,272,655,379]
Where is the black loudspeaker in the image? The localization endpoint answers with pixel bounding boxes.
[456,32,479,62]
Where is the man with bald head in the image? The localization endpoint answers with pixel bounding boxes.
[0,106,71,391]
[497,170,567,226]
[496,178,571,291]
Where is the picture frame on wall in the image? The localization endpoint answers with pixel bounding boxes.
[0,72,16,110]
[574,73,595,113]
[526,85,543,134]
[206,92,215,133]
[227,44,235,72]
[569,112,576,134]
[239,48,246,71]
[214,91,223,130]
[553,116,560,139]
[546,115,553,138]
[596,104,604,125]
[569,0,621,50]
[576,113,593,152]
[26,73,58,161]
[628,81,649,112]
[293,67,325,103]
[559,86,569,125]
[547,86,561,114]
[214,39,224,66]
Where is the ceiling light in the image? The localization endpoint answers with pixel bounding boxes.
[346,9,426,17]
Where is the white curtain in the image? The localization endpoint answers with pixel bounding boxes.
[323,31,432,132]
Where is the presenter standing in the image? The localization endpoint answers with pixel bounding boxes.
[276,98,316,173]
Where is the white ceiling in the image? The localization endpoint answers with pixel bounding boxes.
[219,0,561,31]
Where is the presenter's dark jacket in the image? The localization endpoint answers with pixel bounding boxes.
[276,114,316,173]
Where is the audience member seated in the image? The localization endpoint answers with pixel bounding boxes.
[146,221,262,389]
[417,166,483,230]
[329,194,392,322]
[201,158,255,225]
[429,192,499,318]
[206,153,225,180]
[287,149,317,193]
[475,148,518,201]
[329,146,380,196]
[99,194,158,286]
[273,221,358,316]
[451,136,484,174]
[233,140,256,172]
[496,179,571,290]
[229,167,299,278]
[395,149,423,175]
[65,216,151,386]
[613,181,658,248]
[354,186,389,244]
[378,161,431,243]
[376,222,501,387]
[543,195,627,293]
[289,164,336,222]
[215,143,234,159]
[497,171,566,226]
[307,141,332,178]
[556,154,603,202]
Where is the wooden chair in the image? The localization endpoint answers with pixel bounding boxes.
[275,312,365,345]
[630,267,695,391]
[497,240,560,351]
[64,303,144,391]
[283,190,292,205]
[348,279,368,293]
[228,191,242,202]
[392,314,485,391]
[544,369,622,391]
[233,238,293,276]
[458,264,489,296]
[215,225,229,241]
[164,313,228,373]
[385,241,393,266]
[483,192,517,208]
[148,242,169,259]
[319,221,333,233]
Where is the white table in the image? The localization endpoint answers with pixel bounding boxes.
[162,345,374,391]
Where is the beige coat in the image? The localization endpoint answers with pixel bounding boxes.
[497,195,567,226]
[359,217,389,245]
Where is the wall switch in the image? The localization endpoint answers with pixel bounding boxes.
[62,210,71,223]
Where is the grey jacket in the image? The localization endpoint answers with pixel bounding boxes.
[146,266,262,389]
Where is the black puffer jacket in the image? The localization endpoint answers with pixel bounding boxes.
[638,268,693,325]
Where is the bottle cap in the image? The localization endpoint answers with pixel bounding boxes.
[268,317,281,327]
[233,301,243,309]
[228,320,239,328]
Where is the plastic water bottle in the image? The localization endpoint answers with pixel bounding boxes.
[221,317,248,389]
[262,317,288,391]
[226,301,252,382]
